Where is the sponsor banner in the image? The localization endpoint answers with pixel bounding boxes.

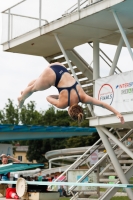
[94,70,133,116]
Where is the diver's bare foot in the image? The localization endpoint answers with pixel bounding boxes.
[18,97,24,108]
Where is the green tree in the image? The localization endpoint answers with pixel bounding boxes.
[65,133,99,148]
[26,139,52,163]
[0,99,97,163]
[20,101,42,125]
[40,106,56,126]
[0,99,19,124]
[0,109,5,124]
[54,110,70,126]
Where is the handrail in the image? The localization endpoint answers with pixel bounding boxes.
[99,141,133,177]
[49,143,103,168]
[64,0,86,14]
[78,140,103,167]
[1,0,26,13]
[64,0,103,15]
[48,138,101,189]
[1,0,47,43]
[88,43,122,74]
[4,12,49,23]
[68,129,133,193]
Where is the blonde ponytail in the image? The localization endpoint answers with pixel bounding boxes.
[78,113,84,124]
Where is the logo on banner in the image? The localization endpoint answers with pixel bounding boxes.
[116,82,133,95]
[116,82,133,89]
[98,84,114,105]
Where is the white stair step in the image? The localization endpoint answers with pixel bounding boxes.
[103,172,117,176]
[109,166,130,169]
[120,155,130,158]
[119,160,133,163]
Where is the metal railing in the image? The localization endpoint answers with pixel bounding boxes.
[88,43,122,74]
[48,138,102,189]
[68,129,133,199]
[64,0,103,15]
[1,0,103,44]
[1,0,48,44]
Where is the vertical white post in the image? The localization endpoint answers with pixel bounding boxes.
[112,11,133,61]
[78,0,80,12]
[93,40,99,97]
[109,37,123,76]
[92,39,133,198]
[11,14,13,40]
[39,0,42,27]
[77,0,80,19]
[8,9,11,47]
[93,40,99,79]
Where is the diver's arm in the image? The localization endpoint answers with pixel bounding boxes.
[82,94,124,124]
[46,95,66,108]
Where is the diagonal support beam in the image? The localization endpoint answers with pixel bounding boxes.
[54,33,94,116]
[109,37,123,75]
[66,49,93,80]
[90,39,132,196]
[112,10,133,61]
[89,43,122,74]
[91,38,132,198]
[99,164,133,200]
[54,33,80,84]
[100,127,133,159]
[68,129,133,195]
[97,127,133,199]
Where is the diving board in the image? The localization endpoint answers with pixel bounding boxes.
[0,125,96,141]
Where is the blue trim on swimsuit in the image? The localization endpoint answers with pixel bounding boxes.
[50,65,81,106]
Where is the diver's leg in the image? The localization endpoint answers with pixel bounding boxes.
[18,84,35,108]
[18,74,51,108]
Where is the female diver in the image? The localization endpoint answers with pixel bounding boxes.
[18,62,124,124]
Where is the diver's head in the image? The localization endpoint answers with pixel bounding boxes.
[68,104,84,124]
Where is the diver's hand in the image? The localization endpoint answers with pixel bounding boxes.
[116,113,125,124]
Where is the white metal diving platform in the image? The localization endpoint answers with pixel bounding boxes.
[1,0,133,57]
[1,0,133,199]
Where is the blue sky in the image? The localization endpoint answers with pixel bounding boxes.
[0,0,133,112]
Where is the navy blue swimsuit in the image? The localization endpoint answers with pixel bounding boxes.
[50,65,81,106]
